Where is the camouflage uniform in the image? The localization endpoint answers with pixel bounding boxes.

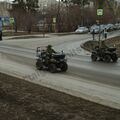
[46,45,56,54]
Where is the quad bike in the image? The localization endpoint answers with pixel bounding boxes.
[91,46,118,63]
[36,47,68,73]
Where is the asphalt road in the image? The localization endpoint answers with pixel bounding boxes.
[0,44,120,88]
[0,32,120,109]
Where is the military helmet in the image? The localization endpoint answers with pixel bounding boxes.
[47,45,52,49]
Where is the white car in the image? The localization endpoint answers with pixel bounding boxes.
[114,23,120,30]
[75,27,89,33]
[105,24,114,31]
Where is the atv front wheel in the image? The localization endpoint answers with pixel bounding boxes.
[91,54,97,61]
[111,54,118,62]
[36,61,43,70]
[59,62,68,72]
[60,62,68,72]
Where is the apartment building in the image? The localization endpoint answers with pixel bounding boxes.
[38,0,57,10]
[0,1,11,16]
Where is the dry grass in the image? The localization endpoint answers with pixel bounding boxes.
[0,73,120,120]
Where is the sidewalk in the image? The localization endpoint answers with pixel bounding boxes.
[2,32,75,40]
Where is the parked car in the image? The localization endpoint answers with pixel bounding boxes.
[90,25,99,34]
[75,26,89,34]
[105,24,114,31]
[114,23,120,30]
[100,24,106,31]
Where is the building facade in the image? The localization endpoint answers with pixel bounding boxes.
[0,1,11,16]
[38,0,57,10]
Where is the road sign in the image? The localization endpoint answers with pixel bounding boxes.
[53,17,56,23]
[97,9,103,16]
[9,17,15,24]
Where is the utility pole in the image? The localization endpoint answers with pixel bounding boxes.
[61,0,69,31]
[106,0,116,23]
[81,0,84,26]
[57,0,61,32]
[42,3,47,37]
[97,0,104,47]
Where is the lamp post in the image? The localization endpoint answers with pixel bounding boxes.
[42,3,47,37]
[42,11,45,37]
[81,0,84,26]
[57,0,61,32]
[0,17,2,41]
[97,0,104,48]
[11,1,18,33]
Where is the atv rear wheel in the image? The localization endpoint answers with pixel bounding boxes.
[49,64,57,73]
[104,55,111,63]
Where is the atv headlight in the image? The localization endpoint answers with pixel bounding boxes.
[51,59,56,62]
[65,59,67,62]
[61,58,67,62]
[64,56,67,62]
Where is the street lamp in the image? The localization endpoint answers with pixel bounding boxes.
[42,3,47,37]
[57,0,69,32]
[57,0,61,32]
[81,0,84,26]
[97,0,104,48]
[62,0,70,31]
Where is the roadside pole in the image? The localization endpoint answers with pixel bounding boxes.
[98,20,101,48]
[53,17,56,32]
[9,17,15,35]
[43,18,45,38]
[42,2,47,38]
[0,17,3,41]
[97,9,104,48]
[57,0,61,32]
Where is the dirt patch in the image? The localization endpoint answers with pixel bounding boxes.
[105,36,120,47]
[0,73,120,120]
[81,40,99,52]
